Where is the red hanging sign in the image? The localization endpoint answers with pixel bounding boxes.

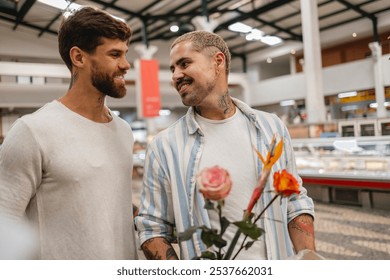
[138,59,161,118]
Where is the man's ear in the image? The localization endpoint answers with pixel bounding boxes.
[69,46,86,68]
[214,52,226,76]
[215,52,225,69]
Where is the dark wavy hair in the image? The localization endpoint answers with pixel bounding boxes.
[58,6,132,70]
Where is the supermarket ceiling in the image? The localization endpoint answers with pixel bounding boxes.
[1,0,390,63]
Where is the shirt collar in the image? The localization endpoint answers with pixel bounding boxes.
[185,97,260,135]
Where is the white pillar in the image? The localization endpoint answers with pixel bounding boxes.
[289,54,297,74]
[369,42,386,118]
[300,0,326,123]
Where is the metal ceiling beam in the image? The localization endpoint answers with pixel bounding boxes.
[128,0,194,41]
[13,0,36,30]
[0,0,17,16]
[336,0,376,20]
[88,0,140,17]
[38,12,62,37]
[130,0,197,42]
[0,14,57,36]
[214,0,294,32]
[336,0,379,42]
[282,0,375,37]
[234,9,302,41]
[201,0,208,20]
[132,0,241,43]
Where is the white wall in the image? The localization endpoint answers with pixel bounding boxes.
[0,23,60,61]
[250,54,390,106]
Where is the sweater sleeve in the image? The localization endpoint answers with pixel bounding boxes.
[0,119,42,219]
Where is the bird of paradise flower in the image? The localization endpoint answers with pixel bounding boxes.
[179,133,301,260]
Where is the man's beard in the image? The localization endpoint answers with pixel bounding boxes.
[91,66,126,98]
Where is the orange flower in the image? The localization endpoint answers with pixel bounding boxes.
[197,166,232,201]
[246,135,284,217]
[254,134,283,171]
[273,169,300,197]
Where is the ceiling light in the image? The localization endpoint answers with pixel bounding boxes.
[266,57,272,63]
[245,29,264,40]
[38,0,125,21]
[38,0,71,10]
[170,25,179,32]
[261,36,283,46]
[337,91,357,98]
[352,32,357,38]
[341,105,359,111]
[369,102,390,108]
[290,49,296,55]
[280,100,295,106]
[228,22,252,33]
[38,0,82,17]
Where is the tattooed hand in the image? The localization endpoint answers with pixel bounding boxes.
[141,237,179,260]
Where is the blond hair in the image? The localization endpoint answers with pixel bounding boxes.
[171,31,231,76]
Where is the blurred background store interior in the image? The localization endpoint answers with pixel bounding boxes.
[1,0,390,210]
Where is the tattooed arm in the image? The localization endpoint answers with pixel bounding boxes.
[288,214,316,252]
[141,237,179,260]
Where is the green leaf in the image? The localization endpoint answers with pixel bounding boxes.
[200,227,219,247]
[200,226,227,249]
[213,235,227,249]
[233,221,265,240]
[199,251,217,260]
[220,216,230,235]
[177,226,198,241]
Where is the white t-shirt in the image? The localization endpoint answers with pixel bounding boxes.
[0,100,138,259]
[197,108,266,260]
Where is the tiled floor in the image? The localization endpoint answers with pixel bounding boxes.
[133,176,390,260]
[314,201,390,260]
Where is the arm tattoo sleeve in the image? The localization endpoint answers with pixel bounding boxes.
[289,214,314,237]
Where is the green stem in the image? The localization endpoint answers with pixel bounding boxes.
[254,194,280,224]
[217,202,223,259]
[223,229,241,260]
[231,194,280,260]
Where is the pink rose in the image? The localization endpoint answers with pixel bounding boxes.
[197,166,232,201]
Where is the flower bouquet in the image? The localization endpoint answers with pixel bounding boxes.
[178,134,301,260]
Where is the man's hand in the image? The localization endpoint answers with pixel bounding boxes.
[141,237,179,260]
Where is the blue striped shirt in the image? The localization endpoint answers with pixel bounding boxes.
[135,98,315,260]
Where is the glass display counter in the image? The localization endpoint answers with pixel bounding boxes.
[292,136,390,210]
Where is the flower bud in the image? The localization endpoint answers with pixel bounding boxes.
[197,166,232,201]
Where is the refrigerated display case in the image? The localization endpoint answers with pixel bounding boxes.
[292,136,390,210]
[378,118,390,136]
[338,120,357,137]
[357,119,378,136]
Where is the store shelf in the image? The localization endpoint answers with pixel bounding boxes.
[292,136,390,210]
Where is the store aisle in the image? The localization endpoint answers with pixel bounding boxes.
[132,175,390,260]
